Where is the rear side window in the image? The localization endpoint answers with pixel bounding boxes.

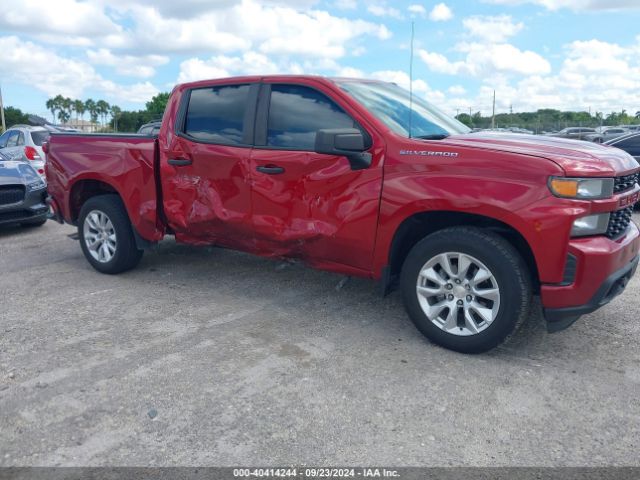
[0,131,9,148]
[184,84,250,145]
[16,132,25,146]
[267,84,355,150]
[30,131,50,146]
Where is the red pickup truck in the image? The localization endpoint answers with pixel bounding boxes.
[45,75,640,353]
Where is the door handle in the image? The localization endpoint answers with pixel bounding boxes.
[256,165,285,175]
[168,158,192,166]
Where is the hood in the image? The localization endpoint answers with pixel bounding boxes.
[440,132,639,177]
[0,159,42,186]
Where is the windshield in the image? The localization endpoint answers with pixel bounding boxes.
[337,80,470,138]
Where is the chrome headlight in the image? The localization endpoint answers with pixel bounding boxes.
[549,177,614,199]
[27,179,46,191]
[571,213,610,237]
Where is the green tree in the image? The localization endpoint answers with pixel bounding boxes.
[73,99,85,124]
[61,97,73,125]
[3,106,29,128]
[110,105,122,132]
[57,108,70,124]
[45,98,57,123]
[85,99,98,125]
[96,99,110,127]
[145,92,170,116]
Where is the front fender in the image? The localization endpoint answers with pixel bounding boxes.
[373,173,573,284]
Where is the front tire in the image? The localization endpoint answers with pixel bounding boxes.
[78,195,143,274]
[400,227,532,353]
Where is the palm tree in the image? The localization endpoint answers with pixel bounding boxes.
[57,109,70,124]
[47,94,65,125]
[73,99,85,126]
[85,99,97,130]
[45,98,57,123]
[57,97,72,126]
[110,105,122,132]
[96,100,110,127]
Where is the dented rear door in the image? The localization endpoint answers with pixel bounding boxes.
[159,82,258,248]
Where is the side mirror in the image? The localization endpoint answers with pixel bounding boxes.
[314,128,372,171]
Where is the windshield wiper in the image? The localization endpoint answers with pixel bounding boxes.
[413,134,449,140]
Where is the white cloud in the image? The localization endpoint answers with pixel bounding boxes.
[429,3,453,21]
[483,0,640,11]
[0,0,120,40]
[419,43,550,76]
[432,36,640,115]
[333,0,357,8]
[408,4,427,16]
[367,4,404,19]
[0,36,159,104]
[101,1,390,59]
[87,49,169,78]
[99,81,160,103]
[177,52,281,83]
[462,15,523,42]
[2,0,390,61]
[448,85,467,95]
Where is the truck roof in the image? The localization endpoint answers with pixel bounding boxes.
[177,75,387,90]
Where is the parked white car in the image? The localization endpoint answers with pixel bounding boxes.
[0,125,50,179]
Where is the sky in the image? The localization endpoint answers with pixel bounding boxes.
[2,0,640,121]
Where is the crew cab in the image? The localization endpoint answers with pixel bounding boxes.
[45,76,640,353]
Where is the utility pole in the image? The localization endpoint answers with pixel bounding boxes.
[408,21,415,138]
[0,84,6,133]
[491,90,496,130]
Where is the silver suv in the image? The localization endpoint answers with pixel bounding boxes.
[0,125,50,179]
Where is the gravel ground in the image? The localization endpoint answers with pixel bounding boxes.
[0,217,639,466]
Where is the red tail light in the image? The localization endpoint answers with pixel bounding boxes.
[24,146,41,161]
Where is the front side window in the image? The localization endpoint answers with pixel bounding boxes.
[267,84,355,150]
[338,80,470,139]
[184,84,250,145]
[0,131,9,148]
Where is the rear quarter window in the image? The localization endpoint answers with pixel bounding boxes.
[30,131,50,146]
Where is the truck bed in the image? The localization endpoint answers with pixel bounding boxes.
[46,133,164,242]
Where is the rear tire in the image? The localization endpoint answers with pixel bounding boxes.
[78,195,143,274]
[400,227,532,353]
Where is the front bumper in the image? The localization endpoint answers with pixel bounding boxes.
[0,187,49,225]
[544,255,638,332]
[542,222,640,332]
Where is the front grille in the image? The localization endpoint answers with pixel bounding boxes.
[0,210,33,222]
[606,206,634,239]
[613,173,639,194]
[0,186,25,206]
